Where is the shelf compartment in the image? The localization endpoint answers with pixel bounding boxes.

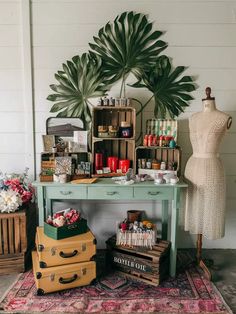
[92,139,135,174]
[92,107,136,138]
[135,146,181,175]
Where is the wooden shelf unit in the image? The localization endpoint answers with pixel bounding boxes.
[92,107,136,175]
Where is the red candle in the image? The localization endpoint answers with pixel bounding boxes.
[95,153,103,171]
[119,159,130,173]
[107,156,119,173]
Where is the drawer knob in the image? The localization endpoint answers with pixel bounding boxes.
[60,191,72,195]
[148,191,160,195]
[106,191,117,195]
[59,250,78,258]
[59,274,78,284]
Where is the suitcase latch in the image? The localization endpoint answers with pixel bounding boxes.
[51,247,56,256]
[82,244,86,251]
[50,274,55,281]
[82,268,87,275]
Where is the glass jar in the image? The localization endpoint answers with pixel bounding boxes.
[120,121,132,138]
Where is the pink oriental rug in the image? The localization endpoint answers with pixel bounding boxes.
[0,265,232,313]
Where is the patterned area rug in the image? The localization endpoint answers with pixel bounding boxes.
[0,261,232,314]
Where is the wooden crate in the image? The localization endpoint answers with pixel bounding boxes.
[92,106,136,139]
[106,235,170,286]
[92,107,136,175]
[0,206,36,274]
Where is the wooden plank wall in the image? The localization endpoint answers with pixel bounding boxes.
[1,0,236,248]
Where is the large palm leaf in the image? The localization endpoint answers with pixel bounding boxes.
[89,11,167,95]
[130,55,196,118]
[47,53,109,128]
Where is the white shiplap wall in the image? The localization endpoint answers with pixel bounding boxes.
[1,0,236,248]
[0,1,28,172]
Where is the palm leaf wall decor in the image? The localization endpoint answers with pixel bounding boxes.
[47,53,109,129]
[47,11,196,126]
[130,55,195,118]
[89,11,167,97]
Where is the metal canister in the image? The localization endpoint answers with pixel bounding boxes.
[148,134,153,146]
[152,135,157,146]
[160,161,166,170]
[143,134,148,146]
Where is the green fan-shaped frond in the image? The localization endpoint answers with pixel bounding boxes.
[47,53,109,127]
[130,55,196,118]
[89,11,167,94]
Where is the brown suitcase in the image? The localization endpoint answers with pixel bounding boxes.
[32,251,96,295]
[36,227,96,268]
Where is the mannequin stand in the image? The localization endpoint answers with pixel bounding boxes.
[196,234,213,281]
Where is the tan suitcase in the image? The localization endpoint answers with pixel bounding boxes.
[32,251,96,295]
[36,227,96,268]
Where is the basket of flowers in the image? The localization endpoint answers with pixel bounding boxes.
[44,208,87,240]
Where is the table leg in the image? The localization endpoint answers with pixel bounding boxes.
[170,187,180,277]
[161,200,168,240]
[46,198,52,218]
[37,186,45,226]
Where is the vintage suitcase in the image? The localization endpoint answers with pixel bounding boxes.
[106,235,170,286]
[36,227,96,268]
[32,251,96,295]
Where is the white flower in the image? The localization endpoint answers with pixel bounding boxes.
[0,189,22,213]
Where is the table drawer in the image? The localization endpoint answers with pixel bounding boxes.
[46,186,87,199]
[133,187,173,200]
[88,187,133,200]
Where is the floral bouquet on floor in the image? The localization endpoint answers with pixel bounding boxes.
[0,168,34,213]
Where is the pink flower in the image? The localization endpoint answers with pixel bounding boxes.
[53,212,64,219]
[53,216,66,227]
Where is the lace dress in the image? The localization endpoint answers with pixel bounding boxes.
[184,110,230,240]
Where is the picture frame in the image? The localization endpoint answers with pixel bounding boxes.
[42,135,55,152]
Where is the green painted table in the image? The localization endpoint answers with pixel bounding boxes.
[33,179,187,277]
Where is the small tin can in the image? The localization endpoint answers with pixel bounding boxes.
[160,161,166,170]
[137,159,142,169]
[159,135,164,147]
[103,97,109,106]
[115,98,120,106]
[141,158,146,169]
[148,134,153,146]
[152,135,157,146]
[143,134,148,146]
[146,159,152,169]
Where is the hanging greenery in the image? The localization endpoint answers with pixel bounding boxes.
[47,11,196,127]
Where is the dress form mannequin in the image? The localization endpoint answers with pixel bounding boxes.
[184,87,232,279]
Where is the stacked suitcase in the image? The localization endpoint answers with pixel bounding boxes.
[32,227,96,295]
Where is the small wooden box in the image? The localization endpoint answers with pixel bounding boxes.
[36,227,96,268]
[0,206,36,274]
[32,251,96,295]
[106,235,170,286]
[44,218,88,240]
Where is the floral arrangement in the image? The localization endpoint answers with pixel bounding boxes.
[46,208,81,227]
[116,219,157,248]
[0,168,34,213]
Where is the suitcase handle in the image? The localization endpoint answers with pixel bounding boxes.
[59,250,78,258]
[59,274,78,284]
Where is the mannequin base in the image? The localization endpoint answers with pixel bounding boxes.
[198,258,213,281]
